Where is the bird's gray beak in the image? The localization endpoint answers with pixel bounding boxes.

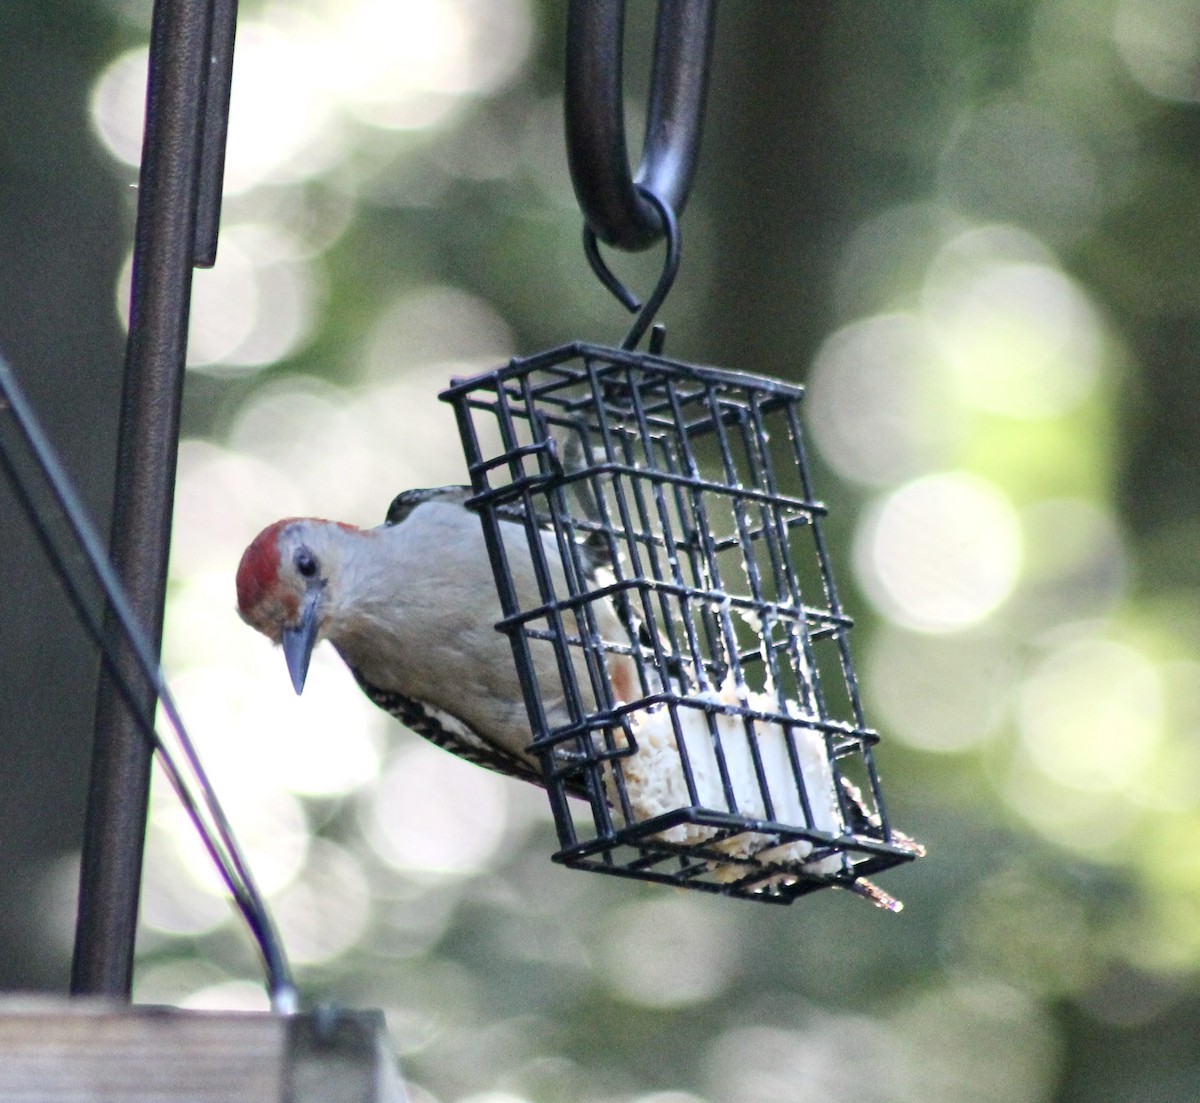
[281,586,323,694]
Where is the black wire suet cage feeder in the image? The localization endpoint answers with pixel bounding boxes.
[443,343,921,905]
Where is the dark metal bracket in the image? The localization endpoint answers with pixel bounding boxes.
[565,0,717,252]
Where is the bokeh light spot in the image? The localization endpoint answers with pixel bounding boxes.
[162,606,385,801]
[167,442,307,579]
[807,313,962,486]
[364,285,514,379]
[1002,751,1141,855]
[139,818,233,937]
[856,472,1022,632]
[1011,498,1127,629]
[866,626,1016,753]
[925,263,1102,420]
[133,960,232,1006]
[595,896,743,1009]
[89,47,149,167]
[222,18,343,192]
[115,225,320,371]
[145,762,310,901]
[320,0,531,130]
[707,1016,899,1103]
[271,839,372,965]
[225,373,470,524]
[1018,637,1164,793]
[364,742,510,878]
[89,0,532,194]
[888,981,1063,1101]
[937,101,1100,241]
[181,980,272,1012]
[1113,0,1200,105]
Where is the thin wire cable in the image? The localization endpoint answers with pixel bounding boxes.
[0,354,297,1012]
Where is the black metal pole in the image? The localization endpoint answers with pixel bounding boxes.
[70,0,222,998]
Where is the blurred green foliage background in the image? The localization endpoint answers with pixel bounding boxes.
[3,2,1200,1100]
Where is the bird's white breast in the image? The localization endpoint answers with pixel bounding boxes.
[326,500,612,763]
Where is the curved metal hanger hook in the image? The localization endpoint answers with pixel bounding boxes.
[566,0,716,252]
[583,186,681,351]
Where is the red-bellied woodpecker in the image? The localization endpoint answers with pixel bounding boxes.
[236,485,639,788]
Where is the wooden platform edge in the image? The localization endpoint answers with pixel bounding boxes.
[0,996,407,1103]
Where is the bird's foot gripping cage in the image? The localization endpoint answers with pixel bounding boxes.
[442,344,922,906]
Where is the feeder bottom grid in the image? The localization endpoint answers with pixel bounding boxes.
[604,682,918,908]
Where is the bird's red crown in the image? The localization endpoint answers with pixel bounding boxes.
[236,518,296,616]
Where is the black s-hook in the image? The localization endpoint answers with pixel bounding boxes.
[583,186,681,352]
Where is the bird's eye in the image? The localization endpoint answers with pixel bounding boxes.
[294,546,319,578]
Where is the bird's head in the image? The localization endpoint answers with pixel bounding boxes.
[237,517,357,694]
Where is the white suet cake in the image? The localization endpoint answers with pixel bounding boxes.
[606,679,921,907]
